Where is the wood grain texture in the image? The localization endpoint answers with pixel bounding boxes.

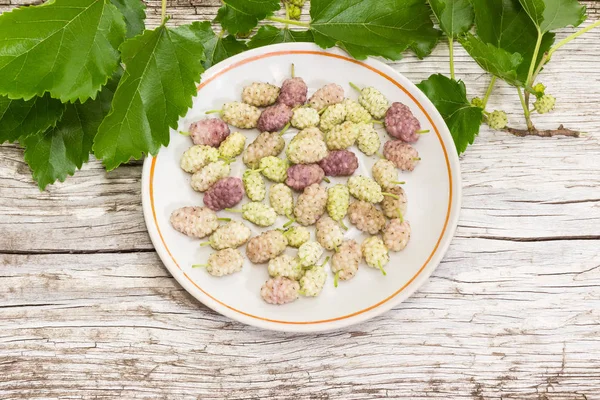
[1,1,600,399]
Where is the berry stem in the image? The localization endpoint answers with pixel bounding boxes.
[160,0,167,24]
[323,177,331,183]
[205,109,222,115]
[217,217,231,222]
[339,220,348,230]
[283,218,295,228]
[448,37,455,80]
[279,123,291,135]
[334,271,340,288]
[481,76,496,110]
[349,82,362,93]
[397,208,404,223]
[224,208,242,213]
[382,192,400,200]
[526,28,543,89]
[291,63,295,78]
[179,131,190,136]
[547,19,600,60]
[199,242,210,247]
[412,157,421,161]
[267,16,310,27]
[372,120,384,125]
[192,264,208,268]
[320,256,330,268]
[378,261,387,276]
[391,181,405,185]
[318,106,328,115]
[416,129,429,134]
[517,87,534,131]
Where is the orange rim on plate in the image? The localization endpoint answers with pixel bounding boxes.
[149,50,453,325]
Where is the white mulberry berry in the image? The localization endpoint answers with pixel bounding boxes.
[331,240,361,283]
[269,183,294,217]
[316,215,343,251]
[294,183,327,226]
[361,236,389,275]
[291,107,320,129]
[283,226,310,248]
[261,277,300,304]
[326,184,350,222]
[191,160,230,192]
[238,202,277,227]
[286,136,328,164]
[381,186,407,220]
[243,131,285,168]
[325,121,359,150]
[308,83,344,111]
[180,145,219,173]
[319,103,347,132]
[268,254,303,280]
[355,85,389,119]
[195,248,243,277]
[344,98,371,123]
[259,156,288,182]
[299,260,328,297]
[372,159,401,190]
[242,169,266,202]
[356,122,380,156]
[220,102,261,129]
[383,219,411,252]
[206,220,252,250]
[242,82,280,107]
[218,132,246,159]
[298,241,323,267]
[170,206,219,239]
[246,230,288,264]
[348,201,386,234]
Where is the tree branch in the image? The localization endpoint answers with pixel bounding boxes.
[505,125,582,138]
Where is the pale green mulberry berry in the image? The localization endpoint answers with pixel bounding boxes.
[283,226,310,248]
[348,175,385,203]
[299,258,328,297]
[326,121,359,150]
[269,183,294,217]
[288,3,302,19]
[193,248,244,277]
[533,95,556,114]
[268,254,303,280]
[298,241,323,267]
[352,84,389,119]
[327,184,349,222]
[243,169,266,201]
[372,159,401,190]
[361,236,389,275]
[291,107,319,129]
[356,122,380,156]
[229,202,278,227]
[218,132,246,159]
[292,127,325,143]
[470,97,484,108]
[242,82,280,107]
[533,83,546,95]
[180,145,219,173]
[487,110,508,130]
[191,160,230,192]
[259,156,288,182]
[220,102,261,129]
[286,136,328,164]
[344,99,371,123]
[316,215,343,251]
[319,103,347,132]
[289,0,305,6]
[205,220,252,250]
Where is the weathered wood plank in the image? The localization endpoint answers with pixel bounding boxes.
[0,240,599,399]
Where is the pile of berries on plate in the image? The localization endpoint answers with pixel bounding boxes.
[171,65,426,305]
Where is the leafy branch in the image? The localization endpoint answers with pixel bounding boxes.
[0,0,597,189]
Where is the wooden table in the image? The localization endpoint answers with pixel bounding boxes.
[1,1,600,398]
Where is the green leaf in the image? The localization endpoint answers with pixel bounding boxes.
[93,22,206,170]
[110,0,146,39]
[22,84,115,190]
[196,22,248,69]
[459,33,523,85]
[417,74,483,155]
[0,95,65,144]
[0,0,126,102]
[248,25,314,49]
[518,0,586,33]
[471,0,555,85]
[215,0,280,35]
[310,0,442,60]
[428,0,474,37]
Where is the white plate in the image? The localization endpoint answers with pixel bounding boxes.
[141,43,462,333]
